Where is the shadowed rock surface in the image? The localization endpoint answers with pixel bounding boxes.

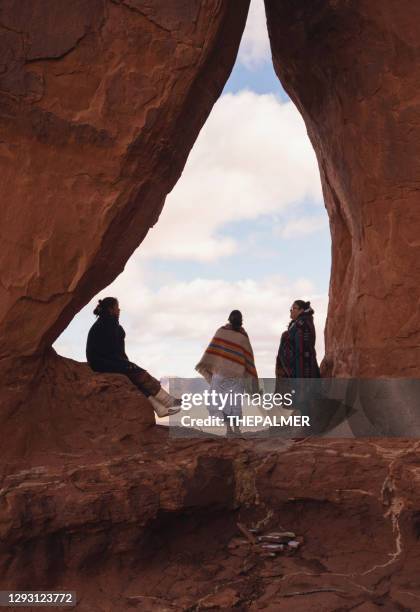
[0,0,249,360]
[265,0,420,376]
[1,352,155,463]
[0,0,250,429]
[2,437,420,610]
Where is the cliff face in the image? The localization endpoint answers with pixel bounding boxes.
[0,0,250,437]
[265,0,420,376]
[0,0,249,361]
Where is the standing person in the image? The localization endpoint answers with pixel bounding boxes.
[275,300,320,440]
[276,300,320,381]
[195,310,259,435]
[86,297,181,418]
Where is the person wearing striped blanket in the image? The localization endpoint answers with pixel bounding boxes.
[195,310,259,436]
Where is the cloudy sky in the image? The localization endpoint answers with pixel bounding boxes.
[55,0,331,378]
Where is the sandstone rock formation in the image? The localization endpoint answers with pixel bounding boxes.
[1,1,419,610]
[0,0,249,362]
[2,436,420,610]
[265,0,420,376]
[0,0,250,439]
[1,352,155,464]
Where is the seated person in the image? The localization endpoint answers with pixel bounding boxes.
[86,297,180,417]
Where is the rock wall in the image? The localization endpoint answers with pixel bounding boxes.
[0,0,250,440]
[2,436,420,610]
[0,351,155,463]
[265,0,420,376]
[0,0,249,361]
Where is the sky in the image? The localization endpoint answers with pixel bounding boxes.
[54,0,331,378]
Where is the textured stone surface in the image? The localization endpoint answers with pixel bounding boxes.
[1,2,419,610]
[2,437,420,610]
[0,0,249,360]
[1,351,155,463]
[0,0,250,445]
[265,0,420,376]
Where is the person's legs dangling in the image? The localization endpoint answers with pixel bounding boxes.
[125,367,181,417]
[126,368,161,397]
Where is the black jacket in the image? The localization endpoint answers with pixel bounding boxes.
[86,314,139,373]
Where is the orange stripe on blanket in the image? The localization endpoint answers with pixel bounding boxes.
[213,339,257,372]
[206,349,257,378]
[213,336,254,360]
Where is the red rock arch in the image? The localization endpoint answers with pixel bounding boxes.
[1,0,419,455]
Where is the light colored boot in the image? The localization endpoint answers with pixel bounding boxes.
[149,388,181,418]
[154,387,182,409]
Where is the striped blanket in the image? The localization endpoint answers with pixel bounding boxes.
[195,325,258,384]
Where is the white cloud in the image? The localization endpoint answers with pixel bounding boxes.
[55,266,328,379]
[54,57,329,383]
[141,90,323,262]
[238,0,271,70]
[276,215,328,239]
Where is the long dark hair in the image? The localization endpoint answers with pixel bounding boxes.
[93,297,118,317]
[294,300,313,312]
[228,310,243,331]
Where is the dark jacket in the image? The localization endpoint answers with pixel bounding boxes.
[86,314,139,374]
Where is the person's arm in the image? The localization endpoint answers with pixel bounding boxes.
[117,324,129,360]
[294,320,314,377]
[275,343,285,378]
[100,319,129,366]
[276,331,292,377]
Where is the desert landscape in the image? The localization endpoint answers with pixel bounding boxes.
[1,1,420,609]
